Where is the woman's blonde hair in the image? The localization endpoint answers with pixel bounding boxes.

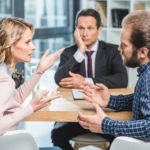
[0,17,34,71]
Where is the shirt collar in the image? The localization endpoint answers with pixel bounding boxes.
[137,61,150,76]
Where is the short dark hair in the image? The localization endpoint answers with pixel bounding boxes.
[75,8,101,28]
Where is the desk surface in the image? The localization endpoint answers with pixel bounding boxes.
[25,88,134,122]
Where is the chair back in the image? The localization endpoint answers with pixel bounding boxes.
[0,132,38,150]
[110,136,150,150]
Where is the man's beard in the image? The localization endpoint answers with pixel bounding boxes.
[125,48,140,68]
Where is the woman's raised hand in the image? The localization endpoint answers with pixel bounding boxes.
[36,48,64,74]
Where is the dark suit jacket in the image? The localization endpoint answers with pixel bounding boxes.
[55,40,128,88]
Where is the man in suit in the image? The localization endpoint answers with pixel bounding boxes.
[55,9,128,89]
[52,8,128,150]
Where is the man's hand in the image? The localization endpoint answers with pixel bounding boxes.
[59,71,86,88]
[81,83,110,107]
[74,28,87,54]
[78,103,107,133]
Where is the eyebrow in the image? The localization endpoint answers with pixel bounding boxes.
[25,39,32,42]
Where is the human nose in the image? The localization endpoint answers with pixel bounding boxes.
[31,42,36,51]
[82,29,87,36]
[118,45,122,53]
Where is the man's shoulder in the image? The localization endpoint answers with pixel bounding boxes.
[98,40,119,56]
[98,40,118,50]
[64,44,77,51]
[62,44,78,55]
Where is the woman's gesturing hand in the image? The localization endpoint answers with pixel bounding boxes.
[30,90,61,112]
[36,48,64,74]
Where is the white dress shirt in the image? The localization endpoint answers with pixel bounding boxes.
[73,40,99,83]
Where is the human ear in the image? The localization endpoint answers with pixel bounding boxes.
[139,47,149,59]
[98,27,102,35]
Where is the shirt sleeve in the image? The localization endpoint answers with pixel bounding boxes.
[0,105,33,135]
[15,72,42,104]
[102,117,150,141]
[85,78,94,84]
[0,71,34,135]
[73,50,85,63]
[108,94,133,111]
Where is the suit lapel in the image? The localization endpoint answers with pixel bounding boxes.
[80,60,86,76]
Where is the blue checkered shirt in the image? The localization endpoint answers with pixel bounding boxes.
[102,61,150,141]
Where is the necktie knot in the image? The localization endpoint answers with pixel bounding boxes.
[86,51,93,57]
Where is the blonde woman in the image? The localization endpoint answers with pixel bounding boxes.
[0,17,63,150]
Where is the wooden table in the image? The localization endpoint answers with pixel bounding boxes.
[25,88,134,122]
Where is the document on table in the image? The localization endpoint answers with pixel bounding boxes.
[72,89,84,100]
